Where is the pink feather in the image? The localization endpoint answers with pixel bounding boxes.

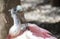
[7,24,57,39]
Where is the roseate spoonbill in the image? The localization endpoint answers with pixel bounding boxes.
[7,5,57,39]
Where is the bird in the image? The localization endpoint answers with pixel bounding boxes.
[7,5,57,39]
[7,5,27,39]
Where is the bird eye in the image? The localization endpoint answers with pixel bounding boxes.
[14,7,16,11]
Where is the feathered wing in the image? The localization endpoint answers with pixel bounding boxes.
[27,23,57,39]
[28,24,51,38]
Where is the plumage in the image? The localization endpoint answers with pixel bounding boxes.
[7,5,57,39]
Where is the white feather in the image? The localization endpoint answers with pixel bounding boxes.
[13,30,44,39]
[9,24,21,36]
[9,5,23,36]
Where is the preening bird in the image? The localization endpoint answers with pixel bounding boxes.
[7,5,57,39]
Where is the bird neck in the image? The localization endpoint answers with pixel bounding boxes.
[11,13,21,25]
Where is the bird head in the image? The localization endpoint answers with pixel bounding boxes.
[8,5,23,15]
[16,5,23,12]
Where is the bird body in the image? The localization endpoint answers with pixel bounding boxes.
[7,5,57,39]
[7,23,57,39]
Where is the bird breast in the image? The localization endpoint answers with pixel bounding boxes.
[9,25,21,37]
